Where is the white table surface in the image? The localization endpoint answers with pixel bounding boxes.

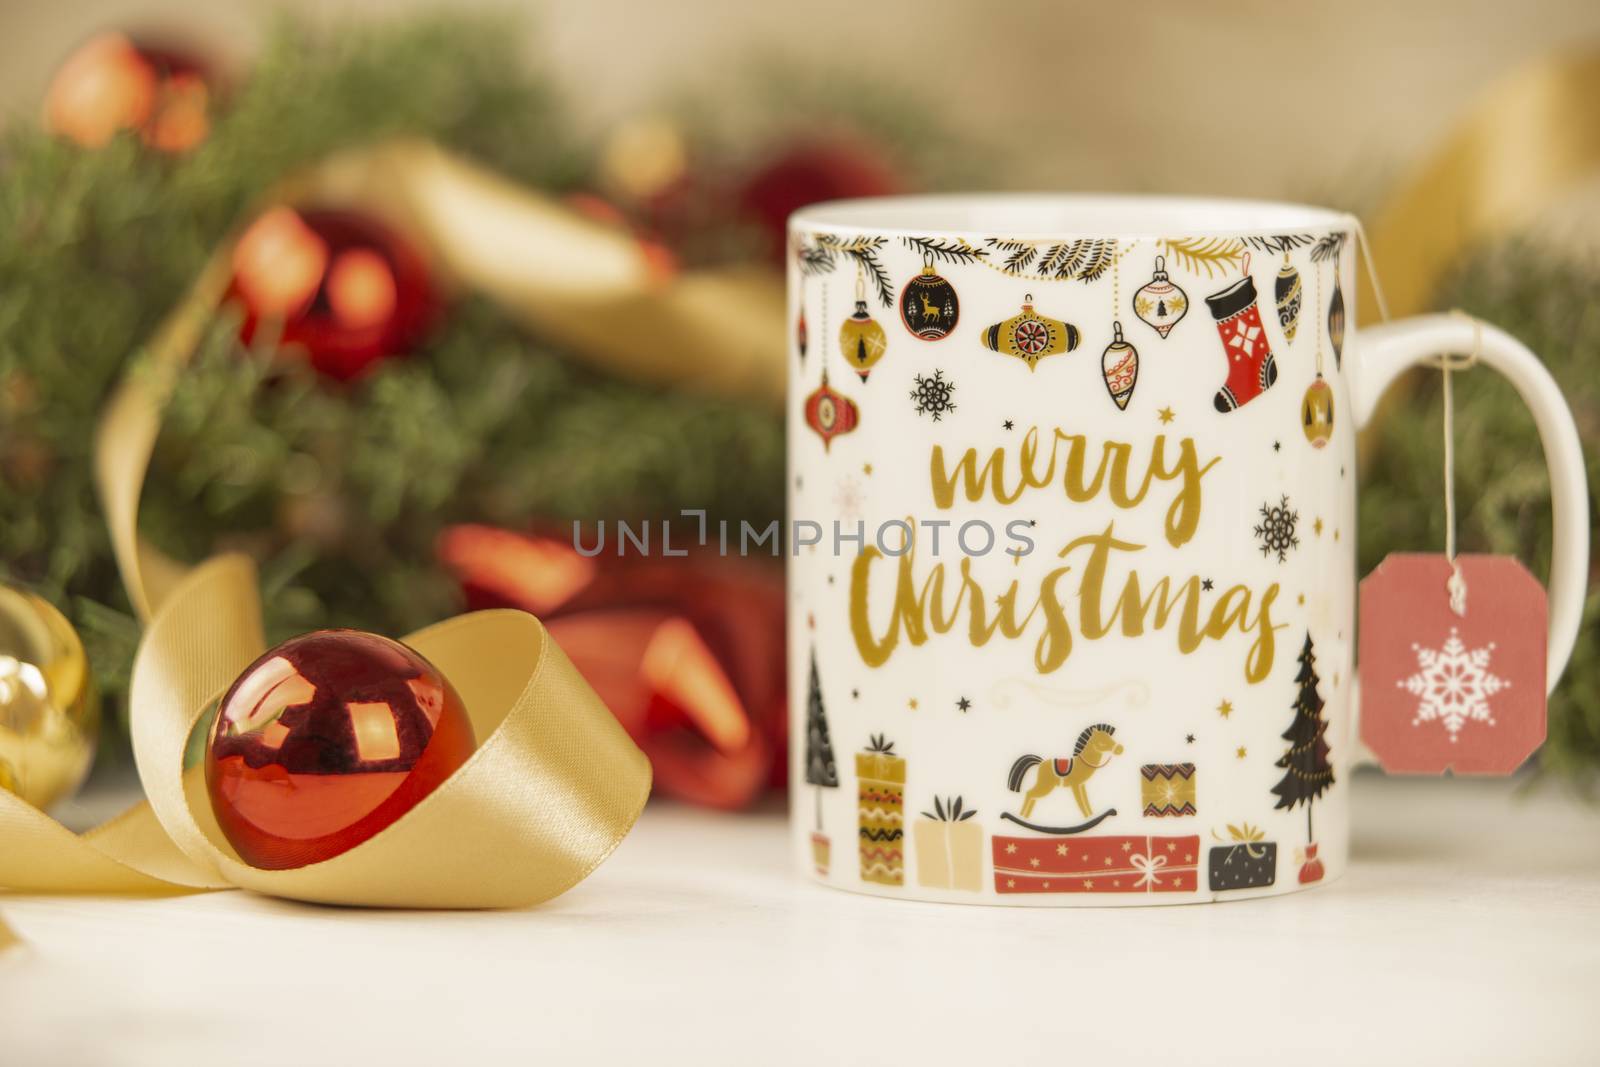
[2,772,1597,1066]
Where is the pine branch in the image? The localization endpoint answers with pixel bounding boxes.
[1243,234,1315,254]
[1158,237,1245,279]
[989,237,1117,282]
[816,234,893,306]
[900,235,987,265]
[1309,232,1347,262]
[796,242,834,276]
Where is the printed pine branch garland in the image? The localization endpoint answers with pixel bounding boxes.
[899,235,988,265]
[1310,233,1347,262]
[811,234,894,306]
[982,237,1117,281]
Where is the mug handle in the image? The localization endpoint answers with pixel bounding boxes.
[1352,313,1591,733]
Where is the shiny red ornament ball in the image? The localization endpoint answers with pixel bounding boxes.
[738,137,903,262]
[44,33,212,153]
[229,208,439,381]
[205,630,476,870]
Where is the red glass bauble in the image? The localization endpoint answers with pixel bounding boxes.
[738,137,902,262]
[229,208,439,381]
[204,630,475,870]
[44,33,213,152]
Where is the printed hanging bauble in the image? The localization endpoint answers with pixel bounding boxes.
[1328,274,1346,369]
[44,33,213,153]
[1132,256,1188,339]
[899,265,959,341]
[796,306,809,360]
[205,629,477,870]
[981,295,1078,371]
[1100,321,1139,410]
[1301,374,1335,448]
[803,370,860,451]
[1275,255,1303,343]
[838,299,888,381]
[229,208,439,382]
[0,585,98,811]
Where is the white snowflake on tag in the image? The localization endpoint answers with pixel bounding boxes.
[1396,627,1508,742]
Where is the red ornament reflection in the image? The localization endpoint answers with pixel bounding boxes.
[205,630,475,870]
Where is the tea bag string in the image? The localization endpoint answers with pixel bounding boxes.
[1435,312,1482,616]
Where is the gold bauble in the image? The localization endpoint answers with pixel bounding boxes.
[838,299,888,381]
[0,585,98,809]
[1301,375,1335,448]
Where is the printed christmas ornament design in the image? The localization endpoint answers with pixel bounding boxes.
[1100,321,1138,410]
[1133,255,1188,338]
[1302,375,1334,448]
[1327,274,1346,369]
[899,260,959,340]
[1205,256,1279,412]
[796,306,808,360]
[1274,253,1302,343]
[803,369,859,451]
[838,298,887,381]
[981,294,1079,371]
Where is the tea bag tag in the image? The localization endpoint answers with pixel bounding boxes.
[1357,320,1548,774]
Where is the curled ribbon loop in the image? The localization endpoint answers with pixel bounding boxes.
[1,172,652,908]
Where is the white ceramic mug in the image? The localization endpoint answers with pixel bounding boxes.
[786,195,1587,905]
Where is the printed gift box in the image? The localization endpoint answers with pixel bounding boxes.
[913,796,982,892]
[857,735,906,886]
[992,833,1200,894]
[1140,763,1197,817]
[1207,823,1278,891]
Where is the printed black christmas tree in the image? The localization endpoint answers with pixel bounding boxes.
[1270,632,1335,883]
[804,651,840,874]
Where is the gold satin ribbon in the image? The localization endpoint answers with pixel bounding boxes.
[1,224,651,908]
[1363,50,1600,320]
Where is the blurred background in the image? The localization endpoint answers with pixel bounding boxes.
[0,0,1596,816]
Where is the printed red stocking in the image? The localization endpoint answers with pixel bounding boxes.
[1206,272,1278,412]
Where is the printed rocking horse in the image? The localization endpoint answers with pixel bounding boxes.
[1001,724,1124,835]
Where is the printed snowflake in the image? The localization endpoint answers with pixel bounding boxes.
[834,476,865,522]
[910,369,957,422]
[1397,627,1508,742]
[1253,495,1299,562]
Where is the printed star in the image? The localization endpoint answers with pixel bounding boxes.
[1334,528,1341,542]
[795,475,803,490]
[956,696,972,712]
[1184,853,1193,863]
[851,688,859,700]
[1333,672,1341,687]
[1217,699,1233,719]
[1030,857,1041,868]
[908,698,919,711]
[1297,593,1306,606]
[1003,419,1015,431]
[1083,880,1094,889]
[1028,519,1037,527]
[1314,517,1324,536]
[1166,842,1177,851]
[1056,844,1068,856]
[1006,878,1016,888]
[1341,466,1347,478]
[862,463,873,476]
[1201,578,1215,592]
[1272,440,1282,452]
[1186,733,1196,744]
[1042,881,1051,889]
[1103,857,1114,866]
[826,575,835,585]
[1121,842,1133,852]
[1005,843,1018,855]
[1236,745,1248,759]
[1158,406,1175,424]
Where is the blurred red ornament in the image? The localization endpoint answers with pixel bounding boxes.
[739,136,903,261]
[205,630,476,870]
[44,32,212,153]
[229,208,439,381]
[438,525,787,809]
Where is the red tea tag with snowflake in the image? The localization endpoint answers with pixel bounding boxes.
[1358,553,1546,775]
